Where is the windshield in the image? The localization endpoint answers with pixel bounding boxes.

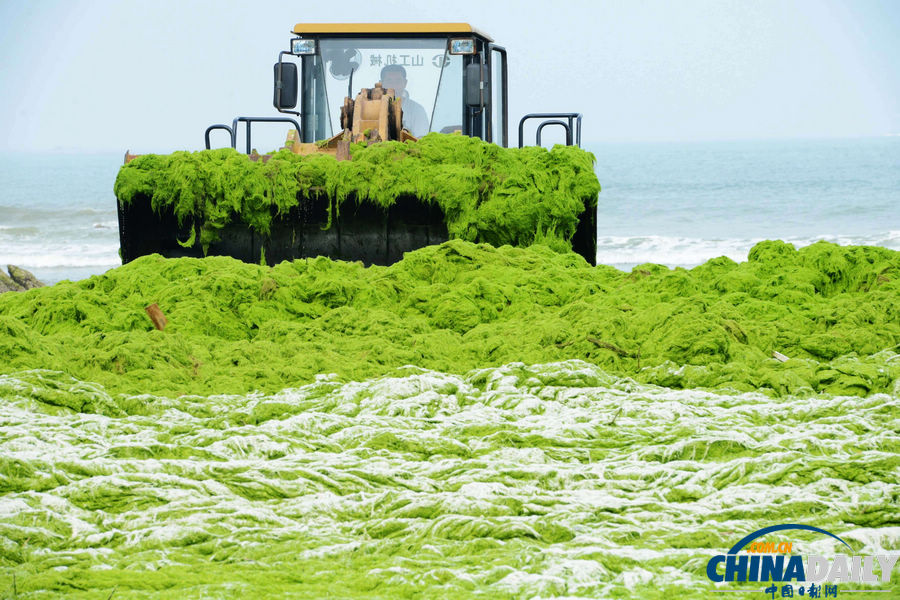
[311,38,462,139]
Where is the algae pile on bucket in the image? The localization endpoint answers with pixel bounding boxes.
[113,135,600,253]
[1,238,899,596]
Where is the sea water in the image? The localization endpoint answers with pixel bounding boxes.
[0,137,898,284]
[0,152,122,285]
[0,139,898,597]
[592,137,899,270]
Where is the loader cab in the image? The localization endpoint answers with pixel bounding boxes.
[275,23,508,147]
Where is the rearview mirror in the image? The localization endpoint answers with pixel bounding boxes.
[273,62,298,109]
[465,63,483,107]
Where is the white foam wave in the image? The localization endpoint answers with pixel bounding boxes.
[0,225,41,235]
[597,231,900,269]
[91,220,118,229]
[0,243,120,269]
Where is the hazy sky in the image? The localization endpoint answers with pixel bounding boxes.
[1,0,898,152]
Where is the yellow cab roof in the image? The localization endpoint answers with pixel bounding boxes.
[292,23,493,42]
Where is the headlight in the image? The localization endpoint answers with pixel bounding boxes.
[291,38,316,55]
[449,38,475,55]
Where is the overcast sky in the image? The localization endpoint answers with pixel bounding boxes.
[1,0,898,152]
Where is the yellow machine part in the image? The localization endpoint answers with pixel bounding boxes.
[291,22,493,41]
[287,84,416,160]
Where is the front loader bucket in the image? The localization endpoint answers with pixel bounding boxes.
[117,193,451,266]
[117,193,597,266]
[115,137,600,267]
[571,200,596,265]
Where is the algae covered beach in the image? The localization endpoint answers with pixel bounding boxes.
[3,0,900,595]
[1,231,899,597]
[1,237,899,399]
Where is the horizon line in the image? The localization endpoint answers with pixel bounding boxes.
[1,133,898,155]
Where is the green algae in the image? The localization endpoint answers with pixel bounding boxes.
[113,134,601,253]
[2,240,898,598]
[0,239,898,401]
[1,362,897,599]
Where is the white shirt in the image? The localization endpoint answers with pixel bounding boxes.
[398,91,430,138]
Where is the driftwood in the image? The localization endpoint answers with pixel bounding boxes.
[586,337,638,359]
[145,304,167,331]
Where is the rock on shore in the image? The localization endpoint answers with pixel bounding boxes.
[0,265,44,293]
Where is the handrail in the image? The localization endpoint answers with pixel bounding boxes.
[205,117,301,153]
[205,124,234,150]
[536,120,570,146]
[231,116,302,154]
[517,112,582,148]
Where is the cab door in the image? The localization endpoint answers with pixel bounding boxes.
[463,53,486,140]
[488,45,508,147]
[462,43,507,145]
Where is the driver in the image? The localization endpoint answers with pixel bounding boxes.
[380,65,429,137]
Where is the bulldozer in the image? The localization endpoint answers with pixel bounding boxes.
[117,23,597,266]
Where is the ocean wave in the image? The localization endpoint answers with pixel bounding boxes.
[2,233,898,279]
[0,204,116,221]
[0,225,41,235]
[0,243,120,268]
[76,207,113,216]
[597,231,900,269]
[92,220,118,229]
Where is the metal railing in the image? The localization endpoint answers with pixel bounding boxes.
[517,113,583,148]
[204,124,234,150]
[205,116,301,153]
